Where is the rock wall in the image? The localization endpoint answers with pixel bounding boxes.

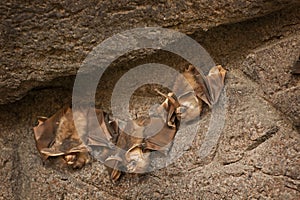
[1,0,299,104]
[0,1,299,199]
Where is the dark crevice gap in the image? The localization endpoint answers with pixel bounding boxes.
[246,126,279,151]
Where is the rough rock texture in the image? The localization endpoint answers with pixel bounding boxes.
[1,1,300,200]
[242,37,300,126]
[1,0,300,104]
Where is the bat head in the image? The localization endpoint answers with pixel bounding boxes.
[125,144,150,173]
[177,91,202,123]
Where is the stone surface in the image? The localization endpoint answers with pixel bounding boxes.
[0,1,300,200]
[1,0,300,104]
[0,140,14,200]
[242,37,300,126]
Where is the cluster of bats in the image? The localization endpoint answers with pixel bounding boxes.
[34,65,226,182]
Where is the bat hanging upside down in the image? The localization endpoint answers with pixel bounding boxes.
[33,65,226,182]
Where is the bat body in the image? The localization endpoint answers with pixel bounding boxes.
[34,107,91,168]
[33,65,226,181]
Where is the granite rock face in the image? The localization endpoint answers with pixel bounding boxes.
[0,0,299,104]
[0,1,300,199]
[242,37,300,126]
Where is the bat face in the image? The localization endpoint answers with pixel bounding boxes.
[33,65,226,181]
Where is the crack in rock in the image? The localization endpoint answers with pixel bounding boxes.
[246,126,279,151]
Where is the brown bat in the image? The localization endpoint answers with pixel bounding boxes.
[173,65,226,122]
[33,65,226,181]
[97,90,182,182]
[92,92,180,181]
[34,105,121,168]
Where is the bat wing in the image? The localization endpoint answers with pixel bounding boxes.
[86,109,114,148]
[35,106,89,159]
[33,106,69,160]
[86,108,124,181]
[144,121,177,155]
[40,143,88,157]
[173,65,226,108]
[196,65,226,107]
[76,107,122,162]
[144,93,180,155]
[143,66,226,155]
[33,106,120,164]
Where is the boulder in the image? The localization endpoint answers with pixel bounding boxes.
[1,0,299,104]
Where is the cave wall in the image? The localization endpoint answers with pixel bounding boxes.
[0,1,299,199]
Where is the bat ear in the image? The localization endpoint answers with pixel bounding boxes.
[110,169,121,182]
[215,65,226,82]
[64,106,73,114]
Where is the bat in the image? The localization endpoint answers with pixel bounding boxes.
[99,93,181,182]
[172,65,226,123]
[174,65,226,107]
[34,106,91,168]
[33,65,226,181]
[34,105,119,167]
